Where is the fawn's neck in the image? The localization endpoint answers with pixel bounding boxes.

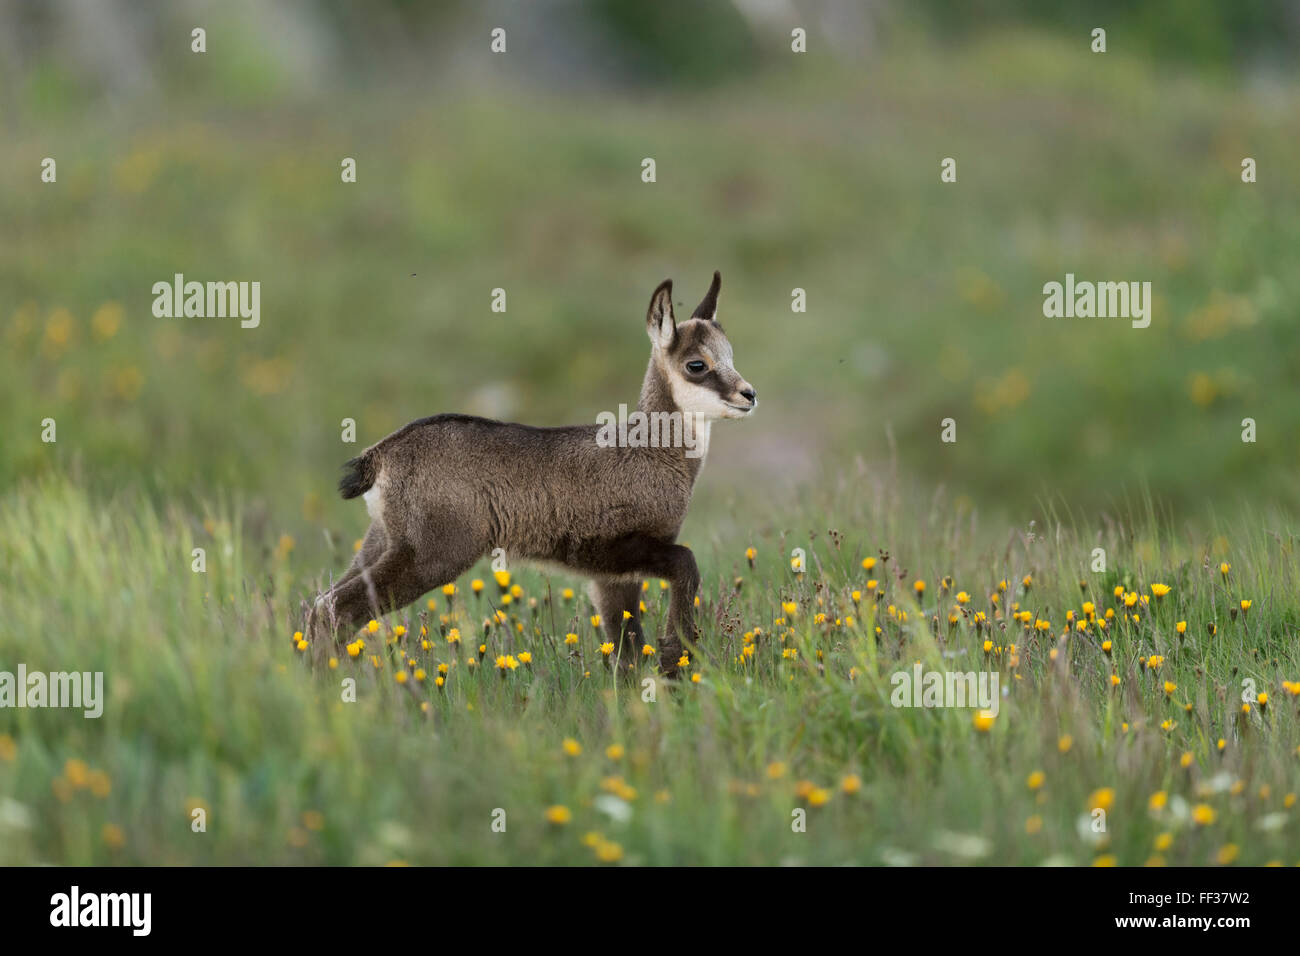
[638,359,710,482]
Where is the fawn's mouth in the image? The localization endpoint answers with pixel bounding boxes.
[724,402,756,414]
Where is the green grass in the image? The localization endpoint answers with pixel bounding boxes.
[4,29,1300,865]
[2,474,1297,865]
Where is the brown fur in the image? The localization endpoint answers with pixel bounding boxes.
[305,273,756,676]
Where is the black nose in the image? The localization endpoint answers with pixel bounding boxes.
[740,388,756,403]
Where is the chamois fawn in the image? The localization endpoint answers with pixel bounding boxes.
[305,272,756,676]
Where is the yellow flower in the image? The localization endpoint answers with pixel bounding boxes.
[790,554,804,572]
[766,761,787,779]
[955,591,970,605]
[1026,770,1045,790]
[1163,681,1177,695]
[745,546,756,563]
[606,744,625,760]
[101,823,126,850]
[1216,844,1239,865]
[1150,583,1171,598]
[1154,832,1174,851]
[599,642,614,657]
[64,759,90,789]
[1240,599,1251,612]
[1219,562,1231,578]
[564,632,578,645]
[591,615,602,628]
[1192,803,1217,825]
[972,710,996,732]
[678,654,690,668]
[366,619,380,633]
[861,557,876,571]
[1176,620,1187,635]
[545,805,572,825]
[841,774,862,794]
[562,738,582,756]
[807,787,831,807]
[1149,790,1168,811]
[91,302,124,340]
[561,587,574,601]
[1088,787,1115,812]
[913,580,925,595]
[1058,735,1073,753]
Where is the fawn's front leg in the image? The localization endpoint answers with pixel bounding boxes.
[658,544,700,678]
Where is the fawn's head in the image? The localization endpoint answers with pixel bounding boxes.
[645,272,757,420]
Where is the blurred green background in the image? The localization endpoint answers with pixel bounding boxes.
[4,0,1300,554]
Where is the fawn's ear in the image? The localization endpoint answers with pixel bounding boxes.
[690,270,722,323]
[646,278,676,350]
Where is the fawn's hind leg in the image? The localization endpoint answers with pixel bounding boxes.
[591,578,646,670]
[325,541,477,642]
[305,523,388,641]
[336,522,388,590]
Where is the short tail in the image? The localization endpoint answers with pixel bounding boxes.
[338,450,378,499]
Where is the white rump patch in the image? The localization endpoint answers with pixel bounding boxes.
[362,473,386,521]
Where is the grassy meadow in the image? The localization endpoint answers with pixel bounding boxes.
[3,22,1300,865]
[2,473,1299,865]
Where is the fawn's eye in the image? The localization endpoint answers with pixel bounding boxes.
[685,360,707,374]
